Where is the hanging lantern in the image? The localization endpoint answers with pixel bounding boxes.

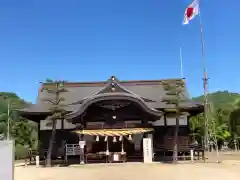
[119,136,123,141]
[104,136,108,142]
[128,134,132,141]
[113,136,117,143]
[96,135,99,142]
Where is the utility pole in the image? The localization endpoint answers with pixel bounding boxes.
[0,94,11,140]
[7,99,10,140]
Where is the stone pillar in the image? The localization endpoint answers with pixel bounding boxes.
[36,155,40,167]
[190,149,194,162]
[143,134,153,163]
[147,134,153,155]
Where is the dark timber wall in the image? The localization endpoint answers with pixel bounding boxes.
[39,125,190,158]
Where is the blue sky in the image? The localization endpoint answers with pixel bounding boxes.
[0,0,239,103]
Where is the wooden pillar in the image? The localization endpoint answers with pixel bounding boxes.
[163,113,167,145]
[37,122,41,155]
[187,115,190,134]
[141,115,148,138]
[164,113,167,127]
[61,118,64,130]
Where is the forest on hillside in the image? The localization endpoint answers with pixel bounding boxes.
[0,92,37,159]
[191,91,240,148]
[193,91,240,109]
[0,90,240,159]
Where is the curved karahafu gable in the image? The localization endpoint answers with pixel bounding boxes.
[65,92,163,121]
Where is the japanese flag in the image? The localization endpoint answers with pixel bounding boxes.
[183,0,199,25]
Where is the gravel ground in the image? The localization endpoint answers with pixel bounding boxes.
[15,162,240,180]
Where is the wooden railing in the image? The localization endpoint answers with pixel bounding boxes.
[154,136,204,154]
[154,136,192,152]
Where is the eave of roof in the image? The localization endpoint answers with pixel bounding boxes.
[18,100,203,119]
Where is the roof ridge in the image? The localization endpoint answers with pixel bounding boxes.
[41,77,185,86]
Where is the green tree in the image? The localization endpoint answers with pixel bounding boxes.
[162,80,185,163]
[189,114,205,143]
[41,80,68,167]
[193,91,240,146]
[208,107,230,151]
[0,92,37,158]
[229,99,240,146]
[0,93,36,143]
[190,108,231,150]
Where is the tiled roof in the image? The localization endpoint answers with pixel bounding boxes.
[19,76,203,119]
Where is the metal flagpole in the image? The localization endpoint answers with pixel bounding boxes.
[198,1,209,151]
[180,47,184,79]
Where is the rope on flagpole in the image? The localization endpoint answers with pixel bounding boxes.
[198,0,209,153]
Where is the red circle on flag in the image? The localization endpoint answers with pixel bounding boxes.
[186,7,194,18]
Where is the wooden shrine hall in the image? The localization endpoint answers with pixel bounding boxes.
[19,76,204,163]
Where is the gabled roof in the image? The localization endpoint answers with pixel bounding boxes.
[18,76,204,121]
[38,76,187,105]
